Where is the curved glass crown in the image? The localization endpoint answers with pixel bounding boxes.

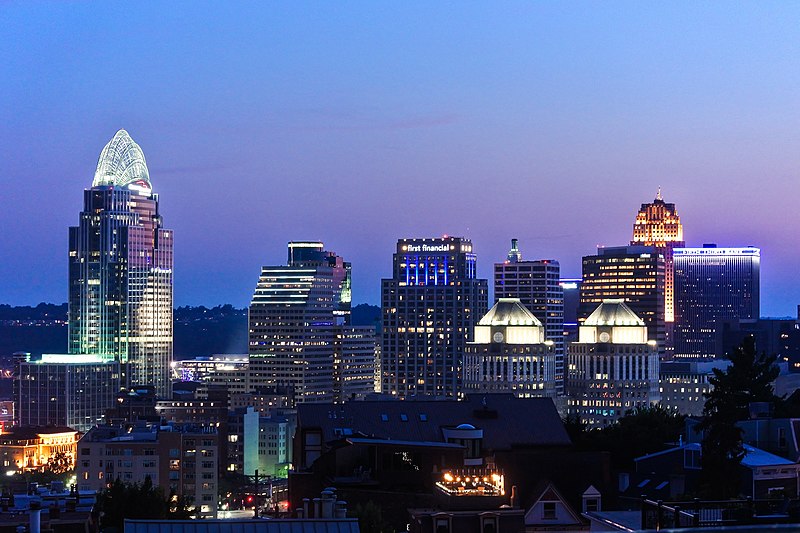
[92,129,151,191]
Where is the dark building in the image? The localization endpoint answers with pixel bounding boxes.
[560,278,582,346]
[68,129,173,397]
[579,246,665,355]
[494,239,564,393]
[673,245,760,359]
[718,318,800,366]
[290,394,613,531]
[381,237,489,398]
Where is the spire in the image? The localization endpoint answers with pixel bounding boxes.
[92,129,151,191]
[507,238,521,263]
[656,186,662,201]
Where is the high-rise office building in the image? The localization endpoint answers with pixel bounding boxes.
[68,129,173,397]
[249,242,375,404]
[566,300,660,427]
[381,237,488,398]
[464,298,556,397]
[673,245,760,359]
[579,245,665,355]
[494,239,564,393]
[631,189,685,325]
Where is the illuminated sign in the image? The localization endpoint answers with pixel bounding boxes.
[405,244,450,253]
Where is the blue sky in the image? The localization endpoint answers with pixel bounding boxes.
[1,2,799,315]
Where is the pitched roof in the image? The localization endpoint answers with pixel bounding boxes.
[479,299,542,327]
[584,300,644,327]
[297,394,571,450]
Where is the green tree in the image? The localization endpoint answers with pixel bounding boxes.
[698,336,780,498]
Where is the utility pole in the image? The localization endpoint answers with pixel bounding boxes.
[247,469,272,519]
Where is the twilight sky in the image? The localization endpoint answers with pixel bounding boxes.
[2,2,799,316]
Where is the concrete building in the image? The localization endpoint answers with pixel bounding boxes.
[494,239,564,394]
[76,423,219,518]
[659,360,731,416]
[381,237,488,398]
[464,299,556,398]
[0,426,79,473]
[567,300,660,427]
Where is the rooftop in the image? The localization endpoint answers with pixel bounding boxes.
[478,298,542,327]
[297,394,570,450]
[92,129,152,191]
[584,299,644,327]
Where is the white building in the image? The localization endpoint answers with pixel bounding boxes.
[566,300,660,427]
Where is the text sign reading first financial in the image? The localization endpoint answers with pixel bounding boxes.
[405,243,451,253]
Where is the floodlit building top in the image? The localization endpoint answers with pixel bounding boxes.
[92,129,151,191]
[478,298,542,327]
[583,299,644,327]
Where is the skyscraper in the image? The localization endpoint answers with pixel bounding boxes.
[494,239,564,393]
[673,245,760,359]
[248,242,375,404]
[381,237,488,398]
[579,246,665,355]
[68,130,173,397]
[631,189,685,348]
[566,300,660,427]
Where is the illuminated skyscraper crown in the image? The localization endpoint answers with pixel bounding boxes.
[92,129,151,191]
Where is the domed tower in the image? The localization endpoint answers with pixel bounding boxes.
[566,300,660,427]
[68,130,173,398]
[464,298,556,398]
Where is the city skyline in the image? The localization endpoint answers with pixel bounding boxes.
[3,3,800,316]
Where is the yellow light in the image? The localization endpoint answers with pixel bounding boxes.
[443,472,453,482]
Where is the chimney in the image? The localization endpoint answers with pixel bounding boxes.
[313,497,321,518]
[335,501,347,519]
[302,498,310,518]
[321,490,335,518]
[510,485,519,509]
[29,501,41,533]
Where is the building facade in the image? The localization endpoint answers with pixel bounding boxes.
[249,242,375,405]
[0,427,79,473]
[567,300,660,427]
[580,246,665,355]
[381,237,488,398]
[464,299,556,398]
[68,130,173,397]
[630,189,685,327]
[673,245,760,359]
[332,326,379,403]
[494,240,564,393]
[16,354,121,433]
[76,423,219,518]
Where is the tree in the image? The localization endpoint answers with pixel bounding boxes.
[44,452,73,475]
[350,501,395,533]
[564,407,685,470]
[97,477,196,531]
[698,336,780,498]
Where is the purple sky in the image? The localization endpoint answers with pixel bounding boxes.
[2,3,799,316]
